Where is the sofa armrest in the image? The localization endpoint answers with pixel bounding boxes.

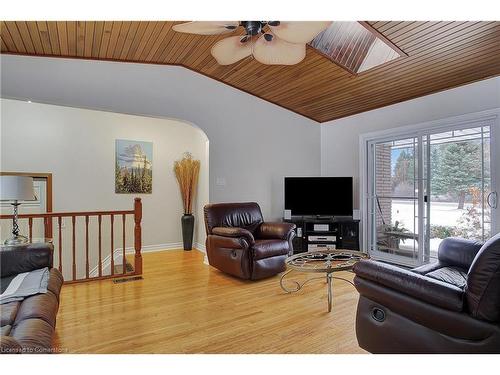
[0,243,54,278]
[437,237,483,270]
[353,260,464,312]
[211,227,255,245]
[256,222,296,240]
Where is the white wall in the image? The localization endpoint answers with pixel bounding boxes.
[0,55,321,221]
[321,76,500,208]
[0,99,209,278]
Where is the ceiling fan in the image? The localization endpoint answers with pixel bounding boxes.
[172,21,332,66]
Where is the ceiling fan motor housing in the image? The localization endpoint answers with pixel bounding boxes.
[173,20,322,66]
[241,21,265,36]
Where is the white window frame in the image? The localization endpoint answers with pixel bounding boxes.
[359,108,500,261]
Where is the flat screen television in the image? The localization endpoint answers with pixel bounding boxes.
[284,177,353,217]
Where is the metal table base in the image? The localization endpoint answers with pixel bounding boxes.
[280,269,355,312]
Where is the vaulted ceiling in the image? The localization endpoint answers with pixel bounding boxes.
[1,21,499,122]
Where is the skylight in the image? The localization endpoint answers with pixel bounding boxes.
[309,22,405,74]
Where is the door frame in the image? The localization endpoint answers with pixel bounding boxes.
[359,108,500,261]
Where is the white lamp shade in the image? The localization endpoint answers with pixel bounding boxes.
[0,176,36,201]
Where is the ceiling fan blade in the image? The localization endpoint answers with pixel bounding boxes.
[253,33,306,65]
[211,36,253,65]
[268,21,332,44]
[172,21,239,35]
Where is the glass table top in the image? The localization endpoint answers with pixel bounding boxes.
[285,249,368,273]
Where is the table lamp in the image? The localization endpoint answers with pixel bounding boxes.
[0,176,36,245]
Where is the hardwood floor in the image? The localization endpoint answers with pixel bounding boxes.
[54,250,365,353]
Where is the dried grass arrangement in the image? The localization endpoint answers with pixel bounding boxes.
[174,152,200,214]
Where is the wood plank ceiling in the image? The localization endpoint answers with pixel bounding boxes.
[1,21,499,122]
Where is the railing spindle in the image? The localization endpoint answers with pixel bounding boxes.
[58,216,62,272]
[28,217,33,241]
[0,198,141,284]
[44,216,52,240]
[122,214,126,274]
[72,216,76,281]
[134,198,143,275]
[85,215,89,279]
[43,217,50,240]
[44,216,54,239]
[110,214,115,276]
[98,214,102,277]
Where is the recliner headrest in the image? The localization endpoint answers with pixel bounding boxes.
[204,202,264,235]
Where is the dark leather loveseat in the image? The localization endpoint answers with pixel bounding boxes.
[1,243,64,354]
[352,233,500,353]
[204,202,296,280]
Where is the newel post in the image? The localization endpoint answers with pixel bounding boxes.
[134,197,143,275]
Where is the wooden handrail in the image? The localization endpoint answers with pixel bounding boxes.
[0,209,134,219]
[0,198,142,283]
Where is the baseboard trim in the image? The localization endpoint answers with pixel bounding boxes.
[194,242,206,253]
[90,241,207,277]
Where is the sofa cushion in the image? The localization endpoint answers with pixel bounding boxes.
[425,266,467,289]
[14,291,59,328]
[10,318,55,353]
[1,301,20,327]
[0,335,22,353]
[412,261,444,275]
[1,324,12,336]
[252,240,289,260]
[252,255,287,280]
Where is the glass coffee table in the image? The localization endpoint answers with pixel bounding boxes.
[280,249,368,312]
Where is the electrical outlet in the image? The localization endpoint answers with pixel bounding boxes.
[216,177,226,186]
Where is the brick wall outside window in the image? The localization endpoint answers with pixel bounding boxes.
[375,144,392,229]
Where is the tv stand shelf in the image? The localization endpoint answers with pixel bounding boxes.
[283,217,360,254]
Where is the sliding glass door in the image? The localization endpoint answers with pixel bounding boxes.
[366,120,496,267]
[368,136,422,266]
[425,126,492,262]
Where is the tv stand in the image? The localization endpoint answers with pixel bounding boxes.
[313,215,333,220]
[283,217,360,254]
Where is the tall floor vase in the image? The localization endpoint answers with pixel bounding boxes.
[181,214,194,251]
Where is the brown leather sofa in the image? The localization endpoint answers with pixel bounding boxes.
[204,202,296,280]
[353,233,500,353]
[1,243,63,354]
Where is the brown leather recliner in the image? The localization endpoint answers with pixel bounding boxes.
[204,202,296,280]
[1,243,64,354]
[352,233,500,353]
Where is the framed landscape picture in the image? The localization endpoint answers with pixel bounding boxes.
[115,139,153,194]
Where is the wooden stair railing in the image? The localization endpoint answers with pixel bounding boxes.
[0,198,142,283]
